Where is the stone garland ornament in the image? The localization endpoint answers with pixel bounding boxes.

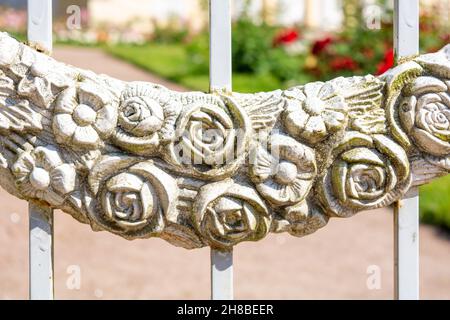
[0,32,449,251]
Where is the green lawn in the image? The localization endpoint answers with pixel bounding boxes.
[105,43,283,92]
[105,42,450,231]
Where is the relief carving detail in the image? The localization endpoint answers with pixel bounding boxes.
[0,33,449,251]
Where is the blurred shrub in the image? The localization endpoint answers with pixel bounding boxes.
[420,175,450,231]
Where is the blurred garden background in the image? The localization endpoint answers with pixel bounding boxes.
[0,0,449,299]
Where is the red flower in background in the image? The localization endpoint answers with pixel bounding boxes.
[273,28,299,46]
[330,56,358,71]
[376,48,394,75]
[311,37,332,55]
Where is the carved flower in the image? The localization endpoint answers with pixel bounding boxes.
[399,77,450,156]
[12,146,76,205]
[193,179,270,249]
[85,158,177,238]
[319,132,411,217]
[249,134,316,206]
[112,83,178,155]
[18,53,71,107]
[168,94,251,179]
[52,82,118,149]
[271,201,328,237]
[283,82,347,143]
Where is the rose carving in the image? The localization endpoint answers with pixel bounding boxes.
[319,132,411,217]
[193,179,270,250]
[85,157,177,238]
[271,201,329,238]
[399,76,450,156]
[249,134,316,206]
[112,83,179,155]
[167,94,251,179]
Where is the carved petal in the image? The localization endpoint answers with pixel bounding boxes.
[50,163,76,195]
[72,125,100,147]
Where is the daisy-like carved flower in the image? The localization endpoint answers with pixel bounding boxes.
[12,146,76,206]
[52,82,118,149]
[283,82,348,144]
[249,134,317,206]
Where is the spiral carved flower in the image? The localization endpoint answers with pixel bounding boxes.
[52,82,118,149]
[283,82,347,144]
[85,158,177,238]
[399,76,450,156]
[193,179,270,250]
[12,146,76,205]
[249,134,316,206]
[319,132,411,217]
[112,83,179,155]
[168,94,251,179]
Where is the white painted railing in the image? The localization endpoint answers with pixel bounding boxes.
[22,0,420,300]
[393,0,420,300]
[27,0,54,300]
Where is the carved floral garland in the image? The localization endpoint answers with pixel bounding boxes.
[0,33,449,251]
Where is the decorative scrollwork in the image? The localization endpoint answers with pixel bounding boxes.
[0,32,449,251]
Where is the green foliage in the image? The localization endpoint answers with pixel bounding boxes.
[420,175,450,231]
[151,23,189,45]
[106,43,284,92]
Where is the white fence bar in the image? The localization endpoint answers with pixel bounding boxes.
[27,0,54,300]
[29,202,54,300]
[393,0,419,300]
[27,0,53,54]
[209,0,233,300]
[211,250,233,300]
[209,0,232,92]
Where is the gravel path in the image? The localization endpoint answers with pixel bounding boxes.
[0,46,448,299]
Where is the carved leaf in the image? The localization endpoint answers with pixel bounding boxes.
[0,95,42,132]
[339,75,386,134]
[234,91,285,131]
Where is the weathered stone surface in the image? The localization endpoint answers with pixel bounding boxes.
[0,32,449,251]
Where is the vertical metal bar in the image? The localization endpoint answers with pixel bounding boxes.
[211,250,233,300]
[393,0,419,300]
[209,0,232,92]
[27,0,53,54]
[27,0,54,300]
[29,202,54,300]
[209,0,233,300]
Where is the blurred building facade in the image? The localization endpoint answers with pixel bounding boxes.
[86,0,344,32]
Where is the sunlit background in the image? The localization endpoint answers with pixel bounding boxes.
[0,0,449,299]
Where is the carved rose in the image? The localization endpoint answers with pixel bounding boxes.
[249,134,316,206]
[399,77,450,156]
[271,201,328,237]
[193,179,270,249]
[283,82,347,143]
[12,146,76,205]
[112,83,178,155]
[52,82,118,149]
[85,158,177,238]
[319,132,411,217]
[168,94,251,179]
